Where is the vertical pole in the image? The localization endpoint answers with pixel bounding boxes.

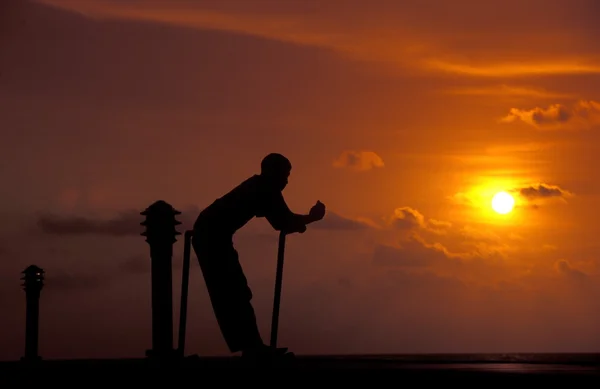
[25,297,40,359]
[270,232,287,348]
[149,244,174,356]
[177,230,193,356]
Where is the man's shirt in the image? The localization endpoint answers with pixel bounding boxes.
[194,175,302,236]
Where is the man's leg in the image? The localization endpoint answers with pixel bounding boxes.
[192,236,263,352]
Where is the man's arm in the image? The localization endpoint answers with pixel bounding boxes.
[263,192,314,234]
[285,213,319,233]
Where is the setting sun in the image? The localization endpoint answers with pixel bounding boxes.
[491,191,515,214]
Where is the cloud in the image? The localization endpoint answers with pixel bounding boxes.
[390,207,426,229]
[427,219,453,235]
[378,207,485,269]
[442,85,576,99]
[373,236,453,268]
[516,183,573,204]
[20,252,173,294]
[449,192,475,207]
[501,100,600,130]
[35,0,600,79]
[4,203,600,358]
[44,272,112,292]
[425,60,600,78]
[37,211,142,237]
[389,207,452,234]
[36,204,200,237]
[311,211,377,231]
[370,222,549,298]
[377,205,540,281]
[483,142,554,154]
[333,150,384,172]
[34,205,374,250]
[118,254,149,275]
[459,225,502,243]
[369,228,513,286]
[449,182,573,214]
[555,259,588,282]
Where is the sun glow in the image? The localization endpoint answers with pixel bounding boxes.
[491,191,515,214]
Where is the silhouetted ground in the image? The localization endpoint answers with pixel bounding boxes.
[2,354,600,383]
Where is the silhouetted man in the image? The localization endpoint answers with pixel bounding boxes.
[192,153,326,361]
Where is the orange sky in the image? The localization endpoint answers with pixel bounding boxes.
[1,0,600,359]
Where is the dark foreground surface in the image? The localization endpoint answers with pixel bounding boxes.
[2,354,600,383]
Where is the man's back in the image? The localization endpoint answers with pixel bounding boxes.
[194,175,282,235]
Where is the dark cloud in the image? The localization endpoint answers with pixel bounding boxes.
[332,150,384,172]
[44,272,112,292]
[118,254,149,275]
[35,205,368,238]
[37,211,142,237]
[372,236,452,268]
[311,211,375,231]
[36,205,200,237]
[501,100,600,130]
[26,253,164,292]
[555,259,588,282]
[518,183,573,200]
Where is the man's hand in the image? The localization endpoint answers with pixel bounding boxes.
[283,201,325,234]
[282,222,306,235]
[309,201,326,222]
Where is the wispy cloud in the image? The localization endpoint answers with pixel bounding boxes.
[442,85,577,99]
[425,60,600,78]
[36,0,600,78]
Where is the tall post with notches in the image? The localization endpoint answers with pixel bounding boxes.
[141,200,181,361]
[21,265,45,362]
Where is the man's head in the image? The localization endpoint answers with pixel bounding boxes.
[260,153,291,191]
